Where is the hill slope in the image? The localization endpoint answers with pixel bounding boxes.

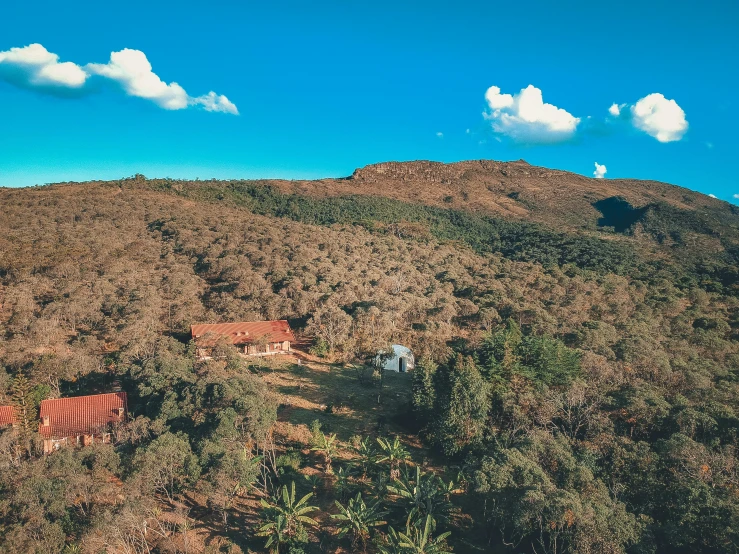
[0,160,738,554]
[136,159,739,293]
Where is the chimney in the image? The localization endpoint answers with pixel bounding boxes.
[42,415,50,426]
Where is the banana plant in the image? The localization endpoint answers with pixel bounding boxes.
[332,492,387,551]
[256,514,289,554]
[376,436,410,480]
[257,481,319,551]
[387,466,454,528]
[311,430,339,473]
[380,515,453,554]
[333,465,353,502]
[351,434,376,479]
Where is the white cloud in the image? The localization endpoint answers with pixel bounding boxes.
[608,102,627,117]
[483,84,580,143]
[593,162,607,179]
[87,49,191,110]
[0,43,87,88]
[630,93,688,142]
[436,131,444,138]
[733,194,739,200]
[708,194,717,198]
[192,91,239,115]
[0,43,237,114]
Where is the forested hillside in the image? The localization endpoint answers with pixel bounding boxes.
[1,161,738,553]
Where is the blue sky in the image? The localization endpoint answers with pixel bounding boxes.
[0,0,737,202]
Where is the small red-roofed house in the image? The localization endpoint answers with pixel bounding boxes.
[38,392,127,454]
[191,320,295,358]
[0,406,16,428]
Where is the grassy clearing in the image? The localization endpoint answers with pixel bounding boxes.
[261,354,416,450]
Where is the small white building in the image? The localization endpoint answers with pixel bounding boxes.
[378,344,415,373]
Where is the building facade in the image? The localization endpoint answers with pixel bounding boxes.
[191,320,296,358]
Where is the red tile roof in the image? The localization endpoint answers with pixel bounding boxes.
[191,320,295,346]
[0,406,15,427]
[39,392,127,439]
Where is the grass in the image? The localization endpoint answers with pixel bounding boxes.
[261,355,415,445]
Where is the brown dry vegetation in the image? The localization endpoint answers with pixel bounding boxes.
[0,160,738,553]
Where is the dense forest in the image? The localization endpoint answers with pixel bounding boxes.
[1,161,738,553]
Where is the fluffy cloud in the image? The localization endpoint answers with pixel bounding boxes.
[0,43,237,114]
[192,91,239,115]
[733,194,739,200]
[0,43,87,88]
[484,85,580,143]
[593,162,607,178]
[87,49,189,110]
[608,103,627,117]
[630,93,688,142]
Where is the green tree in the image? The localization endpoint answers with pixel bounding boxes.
[412,358,437,429]
[202,448,261,528]
[10,373,33,457]
[436,356,490,456]
[134,432,201,500]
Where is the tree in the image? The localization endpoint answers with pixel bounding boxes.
[332,492,387,551]
[306,306,352,355]
[412,358,437,430]
[202,448,261,528]
[134,432,201,501]
[9,373,33,458]
[436,356,490,456]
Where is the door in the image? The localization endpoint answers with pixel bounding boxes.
[399,357,406,373]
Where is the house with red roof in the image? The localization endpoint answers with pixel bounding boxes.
[191,320,295,358]
[39,392,127,454]
[0,406,16,428]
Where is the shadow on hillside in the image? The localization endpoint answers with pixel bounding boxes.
[593,196,648,233]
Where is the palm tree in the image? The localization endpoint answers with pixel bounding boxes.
[312,430,339,474]
[380,515,453,554]
[387,466,454,528]
[332,492,388,551]
[376,436,410,480]
[257,481,319,552]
